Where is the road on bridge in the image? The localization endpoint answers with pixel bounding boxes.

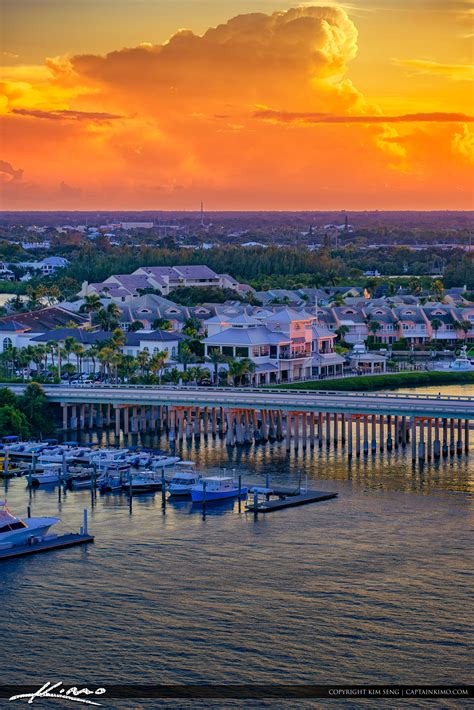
[5,384,474,420]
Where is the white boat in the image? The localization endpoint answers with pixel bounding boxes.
[69,472,94,490]
[150,455,181,471]
[29,464,69,486]
[90,450,130,471]
[38,447,77,464]
[0,501,60,548]
[7,442,47,458]
[447,346,474,371]
[167,462,201,496]
[123,470,163,494]
[97,464,130,492]
[191,476,248,503]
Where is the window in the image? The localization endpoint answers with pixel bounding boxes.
[222,346,233,357]
[2,337,13,351]
[171,347,176,357]
[235,346,249,357]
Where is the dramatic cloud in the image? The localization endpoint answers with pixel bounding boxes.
[393,58,474,81]
[254,110,474,123]
[0,5,472,209]
[0,159,23,181]
[11,108,124,121]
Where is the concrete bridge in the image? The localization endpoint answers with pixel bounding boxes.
[6,384,474,462]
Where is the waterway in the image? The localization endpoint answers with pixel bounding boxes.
[1,387,473,708]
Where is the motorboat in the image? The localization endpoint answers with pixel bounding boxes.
[447,346,474,371]
[69,472,94,490]
[28,464,69,487]
[97,464,130,492]
[167,462,201,496]
[38,447,78,464]
[123,470,163,494]
[90,450,130,471]
[6,442,47,459]
[0,501,60,548]
[191,476,248,503]
[150,455,181,471]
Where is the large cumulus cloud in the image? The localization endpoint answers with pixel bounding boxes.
[70,6,361,114]
[0,5,472,209]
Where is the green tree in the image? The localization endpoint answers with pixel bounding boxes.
[206,350,225,385]
[0,405,30,437]
[430,318,442,343]
[176,342,193,373]
[19,382,54,436]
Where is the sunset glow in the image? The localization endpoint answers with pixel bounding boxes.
[1,1,473,210]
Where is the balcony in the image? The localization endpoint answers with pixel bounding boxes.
[279,350,312,360]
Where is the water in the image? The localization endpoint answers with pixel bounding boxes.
[1,392,473,708]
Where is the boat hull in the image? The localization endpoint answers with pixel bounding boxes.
[0,518,60,547]
[191,487,248,503]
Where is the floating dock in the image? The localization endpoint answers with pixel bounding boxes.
[0,533,94,561]
[247,489,338,513]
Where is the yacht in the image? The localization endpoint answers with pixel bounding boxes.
[97,464,130,492]
[150,455,181,471]
[123,470,163,494]
[29,464,69,486]
[6,442,47,459]
[191,476,248,503]
[447,346,474,371]
[167,462,201,497]
[0,501,60,548]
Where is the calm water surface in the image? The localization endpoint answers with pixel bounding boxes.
[1,386,473,708]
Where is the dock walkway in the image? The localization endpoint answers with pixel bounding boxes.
[247,490,338,513]
[0,533,94,561]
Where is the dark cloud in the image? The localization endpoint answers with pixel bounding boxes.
[254,109,474,123]
[11,108,124,121]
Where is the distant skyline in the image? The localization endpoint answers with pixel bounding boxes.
[1,1,473,210]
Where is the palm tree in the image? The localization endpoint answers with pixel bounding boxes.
[176,342,193,374]
[98,346,115,380]
[63,336,77,365]
[365,316,381,343]
[86,344,100,376]
[206,350,224,385]
[152,318,172,331]
[71,342,85,375]
[457,319,471,341]
[136,350,150,377]
[96,303,121,331]
[80,294,102,325]
[109,352,122,384]
[430,318,442,344]
[335,325,349,342]
[150,349,169,384]
[111,327,126,351]
[227,357,255,386]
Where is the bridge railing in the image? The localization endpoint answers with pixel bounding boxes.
[30,383,474,402]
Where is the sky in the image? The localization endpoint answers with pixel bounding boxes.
[0,0,473,210]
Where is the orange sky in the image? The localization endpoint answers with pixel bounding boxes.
[0,1,473,210]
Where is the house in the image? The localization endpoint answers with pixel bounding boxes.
[393,306,429,345]
[0,262,15,281]
[80,264,247,301]
[17,256,69,277]
[423,305,459,344]
[363,304,399,344]
[0,307,87,352]
[331,306,368,344]
[203,307,340,384]
[30,328,184,373]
